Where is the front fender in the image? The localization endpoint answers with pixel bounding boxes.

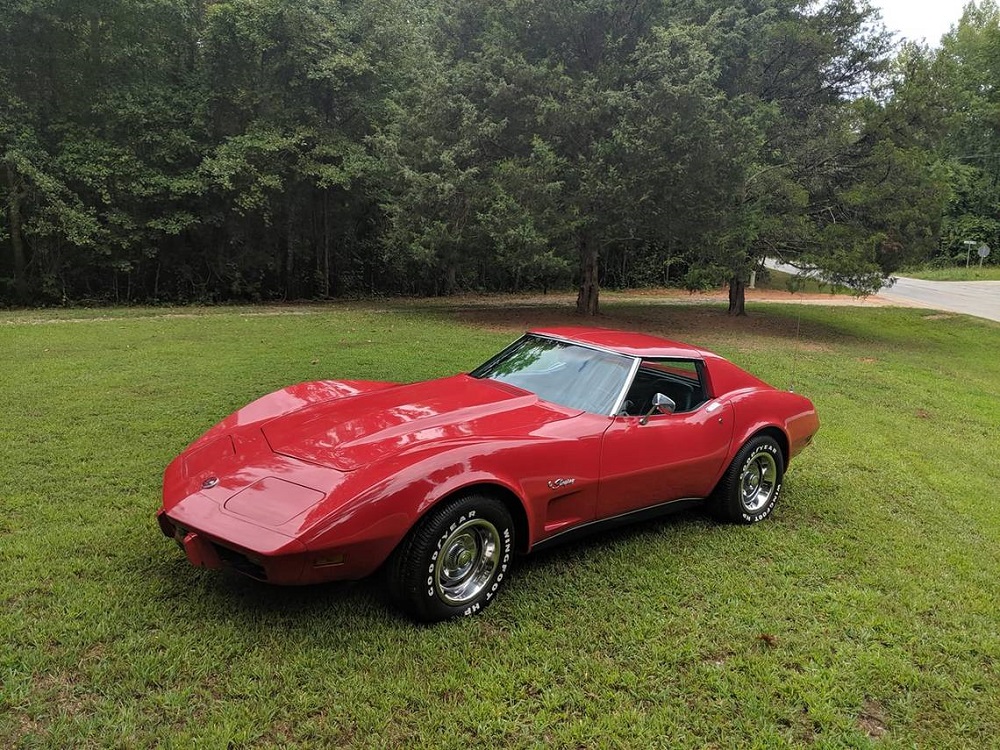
[300,427,603,574]
[299,441,535,572]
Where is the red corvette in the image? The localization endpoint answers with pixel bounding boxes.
[158,327,819,621]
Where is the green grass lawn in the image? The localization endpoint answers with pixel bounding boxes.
[756,269,850,294]
[900,265,1000,281]
[2,300,999,748]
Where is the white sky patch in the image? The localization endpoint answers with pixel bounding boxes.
[870,0,969,45]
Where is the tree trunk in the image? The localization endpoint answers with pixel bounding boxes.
[285,203,295,299]
[5,165,29,303]
[321,190,331,298]
[727,275,747,316]
[576,234,599,315]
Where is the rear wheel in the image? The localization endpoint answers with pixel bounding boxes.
[711,435,784,523]
[387,494,514,622]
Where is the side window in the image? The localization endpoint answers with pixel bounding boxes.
[620,359,708,416]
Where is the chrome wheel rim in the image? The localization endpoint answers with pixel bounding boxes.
[740,451,778,513]
[434,519,501,605]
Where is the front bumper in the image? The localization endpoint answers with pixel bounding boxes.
[156,500,396,585]
[157,509,309,584]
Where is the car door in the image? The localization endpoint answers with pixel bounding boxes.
[596,361,734,519]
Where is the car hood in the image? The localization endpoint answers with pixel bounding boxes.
[260,374,578,471]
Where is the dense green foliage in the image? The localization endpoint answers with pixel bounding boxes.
[1,1,997,310]
[2,300,999,746]
[918,2,1000,267]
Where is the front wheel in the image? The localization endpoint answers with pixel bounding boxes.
[386,494,514,622]
[710,435,784,524]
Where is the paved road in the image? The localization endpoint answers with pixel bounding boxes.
[765,259,1000,323]
[878,276,1000,322]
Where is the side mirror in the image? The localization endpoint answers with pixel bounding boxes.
[640,393,676,425]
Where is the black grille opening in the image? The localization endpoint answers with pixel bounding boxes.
[212,544,267,581]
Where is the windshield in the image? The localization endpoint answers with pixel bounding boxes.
[471,335,635,415]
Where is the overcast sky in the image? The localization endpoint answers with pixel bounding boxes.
[870,0,970,45]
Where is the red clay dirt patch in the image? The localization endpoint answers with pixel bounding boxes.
[443,297,851,351]
[438,285,891,309]
[857,699,889,739]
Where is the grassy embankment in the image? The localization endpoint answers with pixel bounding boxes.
[2,299,998,748]
[900,266,1000,281]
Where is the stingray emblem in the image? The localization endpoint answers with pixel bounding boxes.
[201,476,219,490]
[547,478,576,490]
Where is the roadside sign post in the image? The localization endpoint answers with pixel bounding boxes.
[964,239,977,268]
[978,244,991,269]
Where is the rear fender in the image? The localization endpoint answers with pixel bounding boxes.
[726,389,818,467]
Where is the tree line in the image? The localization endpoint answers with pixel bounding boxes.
[2,0,998,313]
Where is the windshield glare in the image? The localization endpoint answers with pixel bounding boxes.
[471,335,634,414]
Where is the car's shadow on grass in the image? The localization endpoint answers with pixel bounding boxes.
[141,508,715,636]
[140,550,393,630]
[140,483,834,642]
[142,505,723,632]
[515,504,715,571]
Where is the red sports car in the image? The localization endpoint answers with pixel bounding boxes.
[158,327,819,621]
